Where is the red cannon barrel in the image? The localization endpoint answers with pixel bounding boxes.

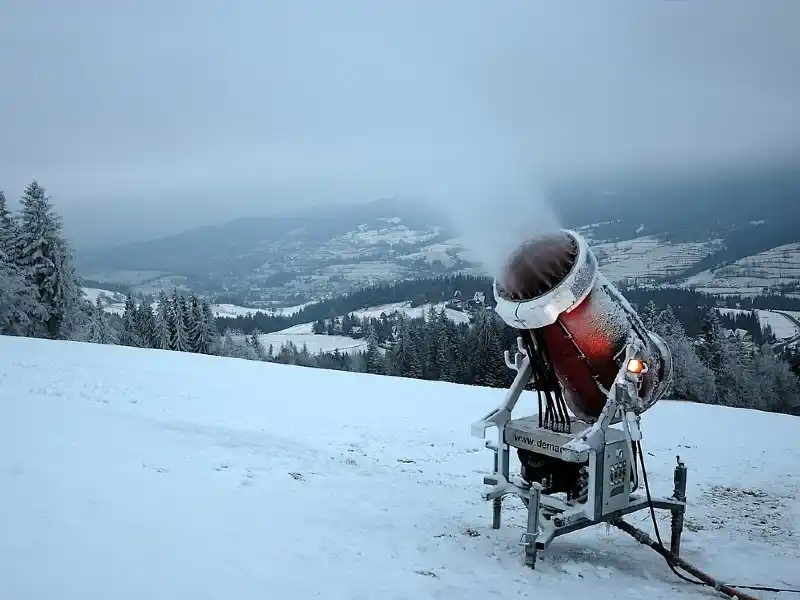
[493,229,672,422]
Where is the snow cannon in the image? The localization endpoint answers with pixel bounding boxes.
[471,228,688,570]
[492,229,672,422]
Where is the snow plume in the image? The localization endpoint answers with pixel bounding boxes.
[433,164,561,281]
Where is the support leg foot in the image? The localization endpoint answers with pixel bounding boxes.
[521,483,542,569]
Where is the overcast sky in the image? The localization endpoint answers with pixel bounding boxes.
[1,0,799,249]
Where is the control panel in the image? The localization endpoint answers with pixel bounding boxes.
[602,438,633,515]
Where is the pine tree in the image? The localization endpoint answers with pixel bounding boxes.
[135,301,156,348]
[120,293,141,346]
[640,300,660,330]
[313,319,326,334]
[720,332,759,409]
[91,297,114,344]
[0,190,19,261]
[387,314,421,378]
[201,300,218,354]
[153,292,172,350]
[363,326,385,374]
[421,305,446,380]
[754,345,800,414]
[220,327,255,359]
[249,329,265,360]
[15,180,83,339]
[650,305,716,404]
[697,309,729,403]
[187,294,204,353]
[179,293,192,339]
[0,249,37,336]
[169,292,189,352]
[0,191,37,336]
[470,307,506,387]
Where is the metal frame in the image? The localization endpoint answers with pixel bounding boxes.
[471,336,688,568]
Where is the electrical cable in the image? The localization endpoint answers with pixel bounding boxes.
[635,441,706,586]
[633,441,800,597]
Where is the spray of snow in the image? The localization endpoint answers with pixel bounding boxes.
[435,165,561,281]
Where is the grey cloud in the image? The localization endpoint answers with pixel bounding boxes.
[1,0,798,249]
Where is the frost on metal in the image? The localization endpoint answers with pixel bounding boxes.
[493,229,598,330]
[492,229,672,421]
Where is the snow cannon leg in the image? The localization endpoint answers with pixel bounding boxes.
[492,451,502,529]
[670,455,688,556]
[520,482,543,569]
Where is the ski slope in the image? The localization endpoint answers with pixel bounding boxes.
[1,337,798,600]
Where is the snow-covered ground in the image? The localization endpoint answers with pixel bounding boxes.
[1,336,798,600]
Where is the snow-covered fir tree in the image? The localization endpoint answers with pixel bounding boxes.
[88,297,115,345]
[0,191,36,335]
[469,307,506,387]
[220,327,254,359]
[387,314,421,378]
[200,299,218,354]
[0,248,37,336]
[120,293,141,347]
[422,305,447,380]
[249,329,265,360]
[153,291,172,350]
[135,301,156,348]
[0,190,19,260]
[754,344,800,414]
[187,294,208,353]
[15,180,84,339]
[169,292,190,352]
[362,326,385,374]
[179,293,192,344]
[646,304,716,404]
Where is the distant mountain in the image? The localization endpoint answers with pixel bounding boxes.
[82,167,800,303]
[82,198,468,303]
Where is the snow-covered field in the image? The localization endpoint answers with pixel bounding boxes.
[213,301,311,319]
[718,308,800,341]
[257,322,370,355]
[81,287,309,320]
[1,336,798,600]
[591,236,722,284]
[681,243,800,297]
[254,302,470,355]
[82,287,127,315]
[348,301,470,324]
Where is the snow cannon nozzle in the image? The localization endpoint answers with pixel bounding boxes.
[494,229,598,331]
[492,228,672,422]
